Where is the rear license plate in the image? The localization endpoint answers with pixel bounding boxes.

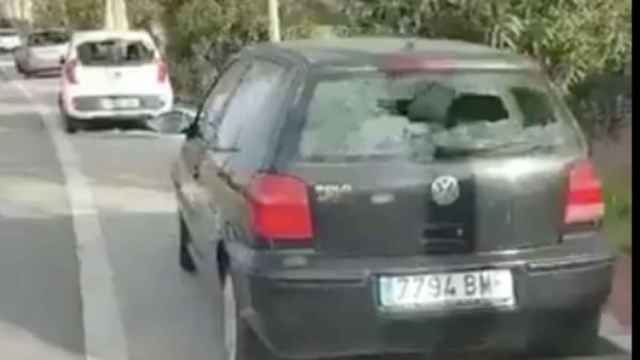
[379,269,514,310]
[101,98,140,109]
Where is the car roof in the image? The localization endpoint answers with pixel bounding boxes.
[71,30,152,44]
[249,37,540,71]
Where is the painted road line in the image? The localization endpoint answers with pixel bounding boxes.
[607,334,632,353]
[1,70,129,360]
[601,312,632,352]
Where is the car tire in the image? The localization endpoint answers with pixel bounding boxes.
[220,270,277,360]
[64,116,78,134]
[179,213,197,273]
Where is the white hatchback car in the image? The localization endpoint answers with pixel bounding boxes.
[59,30,174,133]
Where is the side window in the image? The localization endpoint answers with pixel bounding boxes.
[197,61,248,142]
[215,60,288,150]
[216,60,292,173]
[511,87,557,127]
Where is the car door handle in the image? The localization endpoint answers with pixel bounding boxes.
[193,165,200,180]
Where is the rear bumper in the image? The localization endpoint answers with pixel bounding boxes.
[231,234,616,359]
[62,95,173,121]
[20,58,62,73]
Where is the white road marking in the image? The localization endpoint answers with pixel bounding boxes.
[0,69,129,359]
[600,312,632,352]
[607,334,633,353]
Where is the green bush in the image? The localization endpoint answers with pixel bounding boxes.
[568,72,632,141]
[602,174,632,253]
[162,0,314,97]
[33,0,103,29]
[65,0,104,29]
[339,0,631,92]
[32,0,67,28]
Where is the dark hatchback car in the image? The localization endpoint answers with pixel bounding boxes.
[162,38,616,360]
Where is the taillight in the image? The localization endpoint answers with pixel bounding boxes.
[564,160,605,225]
[157,58,168,83]
[64,59,78,84]
[247,174,313,243]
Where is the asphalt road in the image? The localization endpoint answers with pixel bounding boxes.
[0,55,631,360]
[0,58,222,360]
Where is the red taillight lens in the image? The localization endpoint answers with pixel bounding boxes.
[64,59,78,84]
[247,174,313,242]
[382,55,455,74]
[157,59,168,83]
[564,160,605,224]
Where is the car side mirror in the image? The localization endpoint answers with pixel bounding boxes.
[146,103,197,135]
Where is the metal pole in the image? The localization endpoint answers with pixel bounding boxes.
[268,0,281,43]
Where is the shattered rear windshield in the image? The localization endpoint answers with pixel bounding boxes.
[296,69,583,162]
[76,38,155,66]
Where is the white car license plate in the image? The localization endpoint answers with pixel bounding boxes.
[101,98,140,109]
[379,269,514,310]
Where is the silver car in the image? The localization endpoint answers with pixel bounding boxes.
[14,29,69,77]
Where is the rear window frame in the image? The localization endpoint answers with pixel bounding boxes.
[27,31,69,47]
[277,66,586,166]
[73,37,157,67]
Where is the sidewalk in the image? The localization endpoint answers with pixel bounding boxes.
[605,255,632,331]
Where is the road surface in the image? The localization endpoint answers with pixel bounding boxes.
[0,55,631,360]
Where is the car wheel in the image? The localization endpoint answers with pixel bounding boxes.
[64,116,78,134]
[179,213,197,273]
[221,272,276,360]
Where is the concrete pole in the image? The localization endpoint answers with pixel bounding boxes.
[4,0,31,22]
[268,0,281,42]
[104,0,128,31]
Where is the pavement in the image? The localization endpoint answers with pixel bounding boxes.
[601,255,633,351]
[0,56,631,359]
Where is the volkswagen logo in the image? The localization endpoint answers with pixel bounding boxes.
[431,175,459,206]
